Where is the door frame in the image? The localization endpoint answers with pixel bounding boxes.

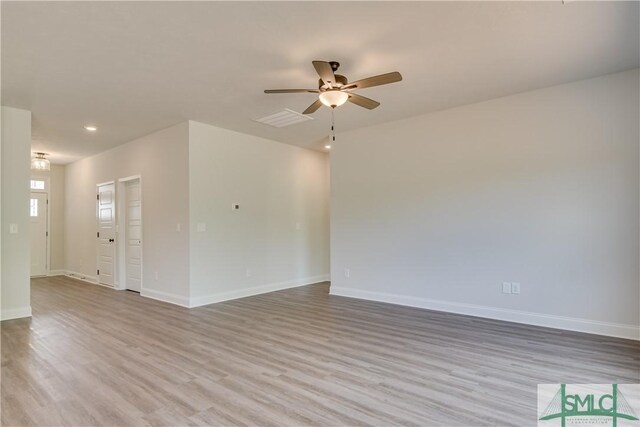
[96,180,116,287]
[30,176,51,277]
[116,175,143,292]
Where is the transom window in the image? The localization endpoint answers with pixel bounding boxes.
[30,180,45,190]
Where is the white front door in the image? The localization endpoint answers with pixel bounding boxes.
[125,180,142,292]
[30,192,48,276]
[97,182,116,286]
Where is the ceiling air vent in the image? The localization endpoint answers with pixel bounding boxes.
[254,109,313,128]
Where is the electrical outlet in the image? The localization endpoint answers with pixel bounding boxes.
[502,282,512,294]
[344,268,350,278]
[511,282,521,294]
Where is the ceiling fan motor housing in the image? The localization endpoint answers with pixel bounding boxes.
[319,74,348,90]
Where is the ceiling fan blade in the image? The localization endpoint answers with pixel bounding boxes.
[302,99,323,115]
[264,89,320,94]
[312,61,336,89]
[347,93,380,110]
[342,72,402,90]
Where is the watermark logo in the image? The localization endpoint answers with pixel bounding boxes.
[538,384,640,426]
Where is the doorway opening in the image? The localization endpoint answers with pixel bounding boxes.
[117,176,142,293]
[30,177,49,277]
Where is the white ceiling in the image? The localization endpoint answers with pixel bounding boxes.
[2,1,638,164]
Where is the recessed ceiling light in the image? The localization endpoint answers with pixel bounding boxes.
[84,125,97,131]
[325,145,331,149]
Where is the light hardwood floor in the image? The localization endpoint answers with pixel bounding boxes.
[1,276,638,426]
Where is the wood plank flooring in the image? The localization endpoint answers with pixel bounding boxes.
[2,276,639,426]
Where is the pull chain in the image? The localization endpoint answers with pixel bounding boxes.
[331,107,336,147]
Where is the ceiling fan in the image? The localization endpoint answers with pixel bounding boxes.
[264,61,402,114]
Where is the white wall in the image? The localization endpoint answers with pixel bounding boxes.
[188,121,330,306]
[1,106,32,320]
[330,69,640,340]
[62,120,330,308]
[64,122,191,304]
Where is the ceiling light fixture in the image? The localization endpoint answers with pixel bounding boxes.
[84,125,97,131]
[31,152,50,171]
[319,90,349,108]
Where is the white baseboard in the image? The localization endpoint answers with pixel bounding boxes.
[141,287,190,307]
[330,286,640,341]
[65,270,98,284]
[47,270,66,276]
[1,306,32,321]
[190,274,330,308]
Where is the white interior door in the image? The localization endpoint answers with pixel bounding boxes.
[97,182,116,286]
[125,180,142,292]
[30,192,48,276]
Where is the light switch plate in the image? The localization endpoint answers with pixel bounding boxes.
[511,282,521,294]
[502,282,512,294]
[9,224,18,234]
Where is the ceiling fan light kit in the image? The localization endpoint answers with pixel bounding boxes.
[319,90,349,108]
